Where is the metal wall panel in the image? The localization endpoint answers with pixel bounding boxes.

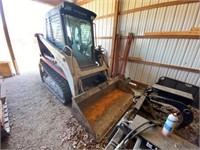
[120,1,200,85]
[123,2,200,86]
[82,0,114,65]
[82,0,199,86]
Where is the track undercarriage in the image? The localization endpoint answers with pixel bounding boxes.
[39,60,72,105]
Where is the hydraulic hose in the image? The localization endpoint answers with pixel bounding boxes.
[114,121,153,150]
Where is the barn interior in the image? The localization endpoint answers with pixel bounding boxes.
[0,0,199,149]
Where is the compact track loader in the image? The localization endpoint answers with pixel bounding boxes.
[35,1,134,142]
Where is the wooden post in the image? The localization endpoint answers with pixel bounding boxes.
[0,0,20,75]
[109,0,120,77]
[112,34,121,77]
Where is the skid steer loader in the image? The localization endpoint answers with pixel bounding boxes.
[35,1,134,142]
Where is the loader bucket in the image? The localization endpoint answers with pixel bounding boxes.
[72,78,134,142]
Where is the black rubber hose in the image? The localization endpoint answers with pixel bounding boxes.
[129,124,156,140]
[115,122,155,149]
[123,124,156,148]
[123,121,150,142]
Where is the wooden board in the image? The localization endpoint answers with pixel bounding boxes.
[191,27,200,31]
[144,31,200,39]
[145,31,200,35]
[0,61,13,78]
[120,0,199,15]
[109,0,120,76]
[126,57,199,73]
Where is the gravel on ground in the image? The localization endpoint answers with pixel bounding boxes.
[1,72,106,150]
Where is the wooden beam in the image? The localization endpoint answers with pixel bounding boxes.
[191,27,200,31]
[120,31,200,39]
[109,0,120,76]
[96,36,113,39]
[76,0,93,6]
[0,0,20,75]
[121,35,155,39]
[127,57,200,73]
[145,31,200,36]
[96,13,114,20]
[144,31,200,39]
[96,28,200,39]
[119,57,141,61]
[120,0,199,15]
[112,34,121,77]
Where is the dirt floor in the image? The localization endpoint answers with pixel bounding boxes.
[1,72,199,149]
[1,72,104,150]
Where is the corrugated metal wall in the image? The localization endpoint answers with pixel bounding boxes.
[81,0,115,61]
[79,0,200,87]
[119,0,200,87]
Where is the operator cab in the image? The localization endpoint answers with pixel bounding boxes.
[65,15,94,68]
[45,1,97,69]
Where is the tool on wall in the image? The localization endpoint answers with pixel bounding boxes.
[112,34,121,77]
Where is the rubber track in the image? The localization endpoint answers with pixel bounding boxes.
[40,60,72,104]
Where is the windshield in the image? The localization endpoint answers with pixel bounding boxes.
[65,15,94,67]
